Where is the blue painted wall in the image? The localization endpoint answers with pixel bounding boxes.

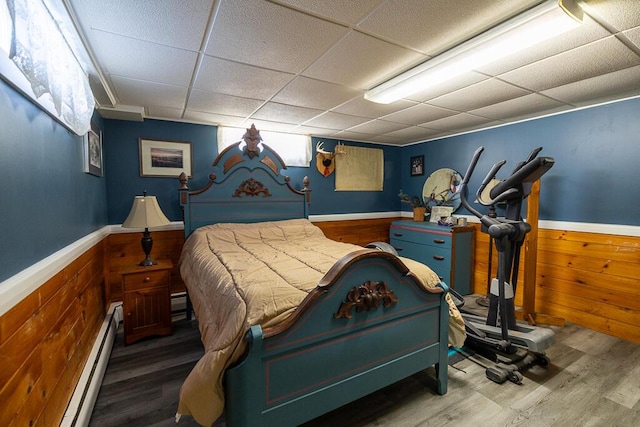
[401,96,640,226]
[0,79,108,282]
[103,119,402,223]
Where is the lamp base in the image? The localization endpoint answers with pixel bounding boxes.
[139,229,158,267]
[139,256,158,267]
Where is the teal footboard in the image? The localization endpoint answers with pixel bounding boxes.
[224,250,450,427]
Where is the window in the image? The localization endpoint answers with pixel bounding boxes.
[217,126,311,167]
[0,0,94,135]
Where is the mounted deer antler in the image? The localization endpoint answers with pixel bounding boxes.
[315,141,336,177]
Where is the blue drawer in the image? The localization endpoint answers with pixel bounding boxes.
[390,220,474,295]
[391,239,451,282]
[390,224,452,249]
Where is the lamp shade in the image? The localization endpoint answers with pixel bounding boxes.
[122,195,170,229]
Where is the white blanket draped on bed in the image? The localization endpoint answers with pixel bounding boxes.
[176,219,465,426]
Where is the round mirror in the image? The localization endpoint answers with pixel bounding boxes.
[422,168,463,212]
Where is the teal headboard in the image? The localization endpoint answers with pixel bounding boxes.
[178,131,310,238]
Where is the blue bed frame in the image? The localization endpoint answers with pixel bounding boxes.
[178,132,449,426]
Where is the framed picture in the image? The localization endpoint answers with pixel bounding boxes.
[139,138,192,177]
[83,127,103,177]
[410,155,424,176]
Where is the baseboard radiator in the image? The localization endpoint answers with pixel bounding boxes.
[61,302,122,427]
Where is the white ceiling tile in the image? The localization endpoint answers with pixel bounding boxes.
[87,31,197,86]
[382,126,443,142]
[69,0,212,50]
[330,130,376,142]
[303,111,371,129]
[272,77,361,110]
[541,65,640,106]
[251,102,325,125]
[582,0,640,31]
[499,36,640,92]
[240,119,300,133]
[428,79,530,111]
[366,134,405,145]
[347,119,408,135]
[186,91,264,117]
[382,103,458,125]
[358,0,539,55]
[194,57,295,100]
[469,93,570,122]
[420,113,496,132]
[623,26,640,49]
[404,72,489,103]
[271,0,384,26]
[292,125,339,136]
[110,76,188,109]
[476,14,612,76]
[182,111,247,127]
[302,31,426,89]
[333,97,417,118]
[204,0,349,73]
[146,106,184,121]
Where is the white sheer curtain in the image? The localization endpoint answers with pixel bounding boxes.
[4,0,94,135]
[217,126,312,167]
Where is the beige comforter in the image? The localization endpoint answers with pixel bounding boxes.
[176,219,465,426]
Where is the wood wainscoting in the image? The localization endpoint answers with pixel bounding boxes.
[313,217,399,247]
[0,241,107,426]
[472,224,640,344]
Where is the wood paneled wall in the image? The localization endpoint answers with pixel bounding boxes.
[0,241,107,426]
[313,218,398,247]
[471,224,640,344]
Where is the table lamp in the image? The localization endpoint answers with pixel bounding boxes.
[122,191,171,266]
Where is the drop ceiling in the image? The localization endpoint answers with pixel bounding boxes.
[68,0,640,146]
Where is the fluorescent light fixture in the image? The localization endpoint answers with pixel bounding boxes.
[365,0,583,104]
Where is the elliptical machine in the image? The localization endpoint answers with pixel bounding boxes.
[454,146,556,384]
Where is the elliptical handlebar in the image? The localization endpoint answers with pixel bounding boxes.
[458,147,502,231]
[458,146,554,239]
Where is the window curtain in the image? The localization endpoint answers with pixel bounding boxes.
[6,0,94,135]
[217,126,312,167]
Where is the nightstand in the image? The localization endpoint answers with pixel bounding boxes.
[120,259,173,345]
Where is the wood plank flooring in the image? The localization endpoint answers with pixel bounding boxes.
[89,297,640,426]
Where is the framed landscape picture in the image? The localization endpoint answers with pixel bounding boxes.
[139,138,192,177]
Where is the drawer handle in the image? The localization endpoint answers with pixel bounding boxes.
[393,246,403,252]
[433,239,446,244]
[144,276,151,282]
[433,255,445,261]
[393,232,403,237]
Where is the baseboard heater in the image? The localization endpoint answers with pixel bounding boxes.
[60,302,122,427]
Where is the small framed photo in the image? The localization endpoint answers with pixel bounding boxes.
[83,127,103,177]
[139,138,192,177]
[410,155,424,177]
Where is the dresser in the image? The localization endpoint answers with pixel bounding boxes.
[390,220,474,295]
[120,259,173,345]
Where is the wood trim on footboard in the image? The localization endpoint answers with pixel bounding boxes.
[0,241,107,426]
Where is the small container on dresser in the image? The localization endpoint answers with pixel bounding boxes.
[390,220,474,295]
[120,259,173,345]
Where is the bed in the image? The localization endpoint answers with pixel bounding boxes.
[175,126,466,426]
